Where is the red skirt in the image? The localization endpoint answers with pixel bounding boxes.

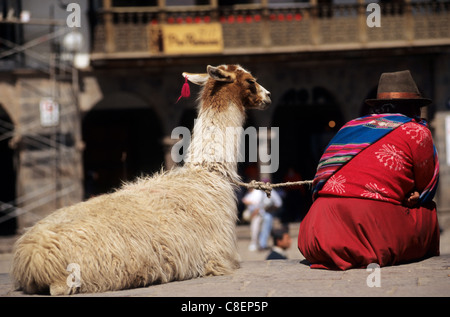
[298,197,440,270]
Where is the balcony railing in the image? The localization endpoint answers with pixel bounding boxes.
[90,2,450,60]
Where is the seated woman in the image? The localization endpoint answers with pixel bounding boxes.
[298,70,440,270]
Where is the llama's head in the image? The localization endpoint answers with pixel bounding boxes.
[183,65,271,111]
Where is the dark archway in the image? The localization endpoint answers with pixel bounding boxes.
[82,107,164,198]
[360,86,377,117]
[271,87,344,222]
[179,107,197,133]
[0,106,17,235]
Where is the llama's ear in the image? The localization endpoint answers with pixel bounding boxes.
[207,65,235,82]
[182,72,209,86]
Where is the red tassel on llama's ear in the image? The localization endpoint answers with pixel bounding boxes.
[176,75,190,103]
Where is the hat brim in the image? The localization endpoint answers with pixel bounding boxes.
[365,98,432,107]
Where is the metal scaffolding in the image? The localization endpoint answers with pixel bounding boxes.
[0,16,82,230]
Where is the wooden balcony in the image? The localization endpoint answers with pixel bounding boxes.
[90,1,450,60]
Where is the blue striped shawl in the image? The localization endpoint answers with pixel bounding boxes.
[312,113,439,204]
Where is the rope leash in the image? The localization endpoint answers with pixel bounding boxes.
[235,179,313,197]
[190,161,314,197]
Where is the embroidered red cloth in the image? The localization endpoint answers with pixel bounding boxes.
[319,121,436,204]
[298,121,440,270]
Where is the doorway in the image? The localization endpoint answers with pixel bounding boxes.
[0,106,17,235]
[82,107,164,198]
[271,87,344,222]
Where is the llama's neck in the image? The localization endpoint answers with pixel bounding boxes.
[185,101,245,183]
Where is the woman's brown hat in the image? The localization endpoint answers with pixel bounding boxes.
[365,70,432,107]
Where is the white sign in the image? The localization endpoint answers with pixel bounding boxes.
[39,98,59,127]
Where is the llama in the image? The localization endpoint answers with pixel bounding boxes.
[11,64,271,295]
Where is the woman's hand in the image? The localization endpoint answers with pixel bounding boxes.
[405,191,420,208]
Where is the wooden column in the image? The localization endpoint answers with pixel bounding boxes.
[103,0,115,53]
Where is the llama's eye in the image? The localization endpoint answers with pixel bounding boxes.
[246,79,256,85]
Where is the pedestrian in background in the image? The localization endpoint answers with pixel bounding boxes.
[242,185,282,251]
[266,226,292,260]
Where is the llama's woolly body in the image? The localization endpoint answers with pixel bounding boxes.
[13,168,239,294]
[12,64,270,295]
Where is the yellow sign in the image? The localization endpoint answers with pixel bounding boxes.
[160,23,223,55]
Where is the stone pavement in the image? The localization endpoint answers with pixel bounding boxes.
[0,214,449,297]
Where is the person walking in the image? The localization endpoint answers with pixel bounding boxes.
[243,186,282,251]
